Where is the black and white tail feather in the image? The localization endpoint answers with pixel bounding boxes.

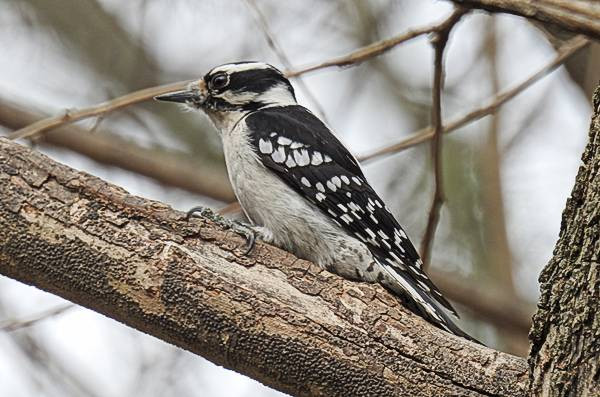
[155,61,478,343]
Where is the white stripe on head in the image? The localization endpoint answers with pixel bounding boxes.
[210,62,276,75]
[256,83,297,107]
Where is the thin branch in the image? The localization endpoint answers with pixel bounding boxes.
[7,12,465,144]
[0,98,235,202]
[0,304,74,332]
[359,35,590,163]
[420,8,467,267]
[286,22,445,78]
[448,0,600,41]
[8,80,192,141]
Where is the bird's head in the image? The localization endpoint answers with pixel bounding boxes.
[155,62,296,130]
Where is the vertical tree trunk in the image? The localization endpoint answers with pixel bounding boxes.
[528,85,600,396]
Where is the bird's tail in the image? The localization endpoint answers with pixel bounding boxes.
[378,263,481,344]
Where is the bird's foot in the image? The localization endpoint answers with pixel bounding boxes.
[229,222,273,256]
[186,206,207,220]
[185,206,231,229]
[185,205,272,256]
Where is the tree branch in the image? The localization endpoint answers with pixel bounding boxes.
[6,11,465,142]
[448,0,600,41]
[0,98,235,203]
[8,80,192,141]
[0,304,73,332]
[420,8,466,268]
[359,35,589,163]
[0,138,527,396]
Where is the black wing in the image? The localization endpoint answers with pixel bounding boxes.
[245,105,456,316]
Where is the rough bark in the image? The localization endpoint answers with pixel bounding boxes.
[0,137,526,396]
[528,87,600,395]
[449,0,600,41]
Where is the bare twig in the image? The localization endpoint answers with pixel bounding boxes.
[6,12,461,143]
[420,8,467,267]
[286,20,447,78]
[448,0,600,41]
[0,99,235,202]
[7,12,466,145]
[8,80,192,141]
[0,304,74,332]
[359,35,590,163]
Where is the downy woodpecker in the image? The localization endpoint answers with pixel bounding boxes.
[155,61,475,342]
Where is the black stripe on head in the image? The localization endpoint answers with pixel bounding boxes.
[229,68,294,97]
[205,62,296,99]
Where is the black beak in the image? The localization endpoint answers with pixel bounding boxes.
[154,90,199,104]
[155,80,208,107]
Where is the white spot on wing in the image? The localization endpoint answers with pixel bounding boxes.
[259,138,273,154]
[352,176,362,186]
[271,146,286,163]
[348,202,362,212]
[340,214,353,224]
[311,152,323,166]
[285,155,296,168]
[315,192,326,202]
[290,142,304,149]
[301,177,311,187]
[365,228,376,239]
[326,181,337,192]
[341,175,350,185]
[277,136,292,145]
[377,230,389,239]
[331,176,342,188]
[293,149,311,166]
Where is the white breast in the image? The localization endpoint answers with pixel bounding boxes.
[219,121,333,263]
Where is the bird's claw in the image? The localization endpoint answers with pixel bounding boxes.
[186,206,206,220]
[184,205,259,255]
[230,221,258,256]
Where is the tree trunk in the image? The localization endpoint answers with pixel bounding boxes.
[448,1,600,41]
[0,137,526,396]
[528,86,600,395]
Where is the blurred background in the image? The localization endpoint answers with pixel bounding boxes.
[0,1,597,396]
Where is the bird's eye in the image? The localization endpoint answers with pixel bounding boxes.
[210,74,228,90]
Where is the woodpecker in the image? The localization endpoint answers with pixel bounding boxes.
[155,61,476,342]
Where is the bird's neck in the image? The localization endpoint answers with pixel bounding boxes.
[205,108,250,134]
